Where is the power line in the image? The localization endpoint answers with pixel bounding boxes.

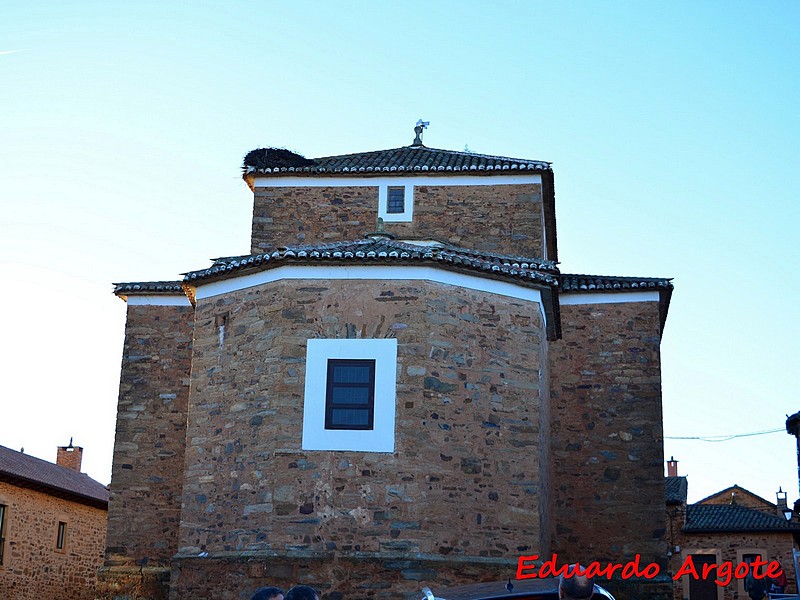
[664,428,783,443]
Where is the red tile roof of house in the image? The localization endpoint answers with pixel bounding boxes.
[0,445,109,509]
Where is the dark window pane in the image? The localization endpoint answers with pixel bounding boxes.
[325,359,376,430]
[332,364,372,383]
[0,504,6,565]
[387,187,404,213]
[57,522,66,549]
[331,386,371,404]
[331,408,370,426]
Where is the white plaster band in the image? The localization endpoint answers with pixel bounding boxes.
[253,175,542,188]
[559,291,660,305]
[194,265,542,304]
[125,295,191,306]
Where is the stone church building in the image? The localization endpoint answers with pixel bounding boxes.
[100,130,673,599]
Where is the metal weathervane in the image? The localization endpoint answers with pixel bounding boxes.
[412,119,429,146]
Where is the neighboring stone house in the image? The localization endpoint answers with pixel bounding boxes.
[665,460,799,600]
[100,131,674,599]
[0,442,109,600]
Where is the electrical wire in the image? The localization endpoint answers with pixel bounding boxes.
[664,428,783,442]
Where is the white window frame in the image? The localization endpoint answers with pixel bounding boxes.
[378,184,413,222]
[302,338,397,452]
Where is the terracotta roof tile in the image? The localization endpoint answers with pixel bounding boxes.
[113,281,184,295]
[243,145,551,177]
[665,476,688,505]
[0,445,108,508]
[183,238,559,287]
[560,274,673,292]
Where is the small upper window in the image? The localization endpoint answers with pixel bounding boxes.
[325,359,375,430]
[56,521,66,550]
[379,184,413,222]
[386,187,405,214]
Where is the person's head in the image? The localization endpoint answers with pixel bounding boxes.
[251,587,284,600]
[559,565,595,600]
[284,585,319,600]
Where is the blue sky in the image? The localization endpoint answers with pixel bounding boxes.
[1,1,798,506]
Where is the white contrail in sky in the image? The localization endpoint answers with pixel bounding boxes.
[0,50,22,56]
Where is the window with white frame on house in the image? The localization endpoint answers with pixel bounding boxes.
[303,338,397,452]
[378,184,413,222]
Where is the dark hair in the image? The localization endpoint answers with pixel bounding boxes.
[560,566,595,600]
[251,587,284,600]
[284,585,319,600]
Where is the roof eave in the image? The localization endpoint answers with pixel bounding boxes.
[0,472,109,510]
[683,526,800,534]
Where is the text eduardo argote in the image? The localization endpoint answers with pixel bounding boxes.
[517,553,783,587]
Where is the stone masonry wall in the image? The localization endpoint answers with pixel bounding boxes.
[701,488,776,511]
[0,482,106,600]
[668,531,797,600]
[549,301,667,571]
[174,278,548,598]
[251,182,544,257]
[103,303,193,573]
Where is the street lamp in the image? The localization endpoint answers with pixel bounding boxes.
[778,487,793,521]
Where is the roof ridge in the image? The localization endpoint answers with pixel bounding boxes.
[182,238,560,288]
[561,273,673,281]
[313,145,550,166]
[209,239,555,268]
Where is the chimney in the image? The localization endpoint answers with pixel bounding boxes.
[777,487,789,518]
[56,438,83,472]
[667,456,679,477]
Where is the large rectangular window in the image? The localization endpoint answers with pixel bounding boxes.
[325,359,375,430]
[0,504,6,565]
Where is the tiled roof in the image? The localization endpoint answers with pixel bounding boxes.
[666,476,688,505]
[0,445,108,508]
[560,274,673,293]
[183,237,560,287]
[243,145,551,177]
[113,281,184,296]
[683,503,800,533]
[561,273,673,334]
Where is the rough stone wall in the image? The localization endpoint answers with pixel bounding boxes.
[104,303,193,571]
[251,182,544,257]
[173,278,548,598]
[0,482,107,600]
[549,300,667,568]
[668,531,797,600]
